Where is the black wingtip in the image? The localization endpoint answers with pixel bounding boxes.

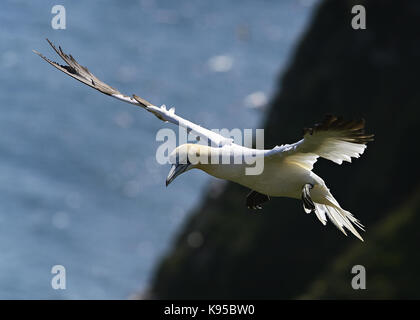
[305,114,374,144]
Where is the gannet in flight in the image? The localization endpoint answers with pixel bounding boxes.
[34,40,374,241]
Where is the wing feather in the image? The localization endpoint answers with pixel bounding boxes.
[267,115,374,170]
[34,39,230,147]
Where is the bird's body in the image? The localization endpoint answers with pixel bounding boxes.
[189,144,317,198]
[34,40,374,241]
[172,142,364,240]
[219,158,316,198]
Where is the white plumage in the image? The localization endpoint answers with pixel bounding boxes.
[34,40,374,241]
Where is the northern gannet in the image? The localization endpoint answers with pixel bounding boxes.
[34,40,374,241]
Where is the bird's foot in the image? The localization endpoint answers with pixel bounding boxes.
[246,190,270,211]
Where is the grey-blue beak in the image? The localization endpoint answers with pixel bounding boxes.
[166,163,191,187]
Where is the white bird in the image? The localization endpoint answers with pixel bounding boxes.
[34,40,374,241]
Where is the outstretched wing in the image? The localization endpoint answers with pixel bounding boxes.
[33,39,231,147]
[267,115,374,170]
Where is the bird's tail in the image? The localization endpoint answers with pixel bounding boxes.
[310,186,365,241]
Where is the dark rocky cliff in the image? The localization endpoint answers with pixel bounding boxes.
[148,0,420,299]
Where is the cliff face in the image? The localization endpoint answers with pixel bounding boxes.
[149,0,420,299]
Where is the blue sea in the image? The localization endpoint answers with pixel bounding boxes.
[0,0,316,299]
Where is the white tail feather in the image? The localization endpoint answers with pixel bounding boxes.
[314,202,364,241]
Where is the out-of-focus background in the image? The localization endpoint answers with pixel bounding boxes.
[150,0,420,299]
[1,0,419,299]
[0,0,314,299]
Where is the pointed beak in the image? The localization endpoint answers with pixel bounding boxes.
[166,163,191,187]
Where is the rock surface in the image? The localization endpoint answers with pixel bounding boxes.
[149,0,420,299]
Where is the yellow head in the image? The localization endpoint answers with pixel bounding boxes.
[166,144,212,186]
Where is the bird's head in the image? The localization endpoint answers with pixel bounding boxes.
[166,144,211,186]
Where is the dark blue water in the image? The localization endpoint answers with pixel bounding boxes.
[0,0,316,299]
